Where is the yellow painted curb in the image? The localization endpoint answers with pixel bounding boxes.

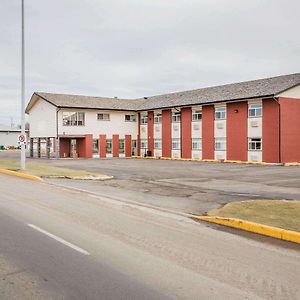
[0,169,42,181]
[192,215,300,244]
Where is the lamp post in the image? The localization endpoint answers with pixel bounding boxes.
[20,0,26,170]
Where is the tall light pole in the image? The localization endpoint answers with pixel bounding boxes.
[20,0,26,170]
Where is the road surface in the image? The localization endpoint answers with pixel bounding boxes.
[0,174,299,299]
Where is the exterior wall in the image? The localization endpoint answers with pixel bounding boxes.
[278,85,300,99]
[262,99,280,163]
[0,131,21,147]
[248,99,262,162]
[112,134,119,157]
[202,105,214,159]
[226,102,248,161]
[214,104,226,160]
[77,134,93,158]
[99,134,106,158]
[279,97,300,163]
[140,112,148,156]
[147,111,154,156]
[29,99,57,138]
[171,109,181,159]
[153,111,162,158]
[125,135,132,157]
[191,107,202,159]
[162,109,172,157]
[181,107,192,159]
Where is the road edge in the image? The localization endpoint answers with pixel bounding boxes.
[0,169,42,181]
[193,215,300,244]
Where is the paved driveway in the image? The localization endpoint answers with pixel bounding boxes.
[2,150,299,214]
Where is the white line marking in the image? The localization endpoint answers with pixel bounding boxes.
[27,224,90,255]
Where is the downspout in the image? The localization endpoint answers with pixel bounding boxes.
[272,97,281,163]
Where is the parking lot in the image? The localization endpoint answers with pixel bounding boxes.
[2,150,300,214]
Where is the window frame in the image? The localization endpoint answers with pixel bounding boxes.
[215,107,226,120]
[248,103,262,118]
[192,110,202,121]
[140,139,148,149]
[192,138,202,150]
[119,139,125,154]
[172,138,181,150]
[248,138,262,151]
[154,114,162,124]
[214,137,226,151]
[62,111,85,126]
[106,139,112,154]
[172,112,181,123]
[154,138,162,149]
[141,115,148,125]
[125,114,137,122]
[97,113,110,121]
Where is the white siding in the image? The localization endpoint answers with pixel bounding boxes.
[29,99,57,137]
[214,104,226,160]
[277,85,300,99]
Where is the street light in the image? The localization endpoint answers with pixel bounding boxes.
[20,0,26,170]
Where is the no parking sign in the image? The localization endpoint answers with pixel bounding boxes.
[18,134,27,145]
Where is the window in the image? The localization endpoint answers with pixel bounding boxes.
[215,138,226,151]
[192,138,202,150]
[154,113,162,123]
[154,139,162,149]
[215,107,226,120]
[125,114,136,122]
[119,139,125,154]
[248,104,262,118]
[192,110,202,121]
[140,139,148,149]
[63,112,85,126]
[248,138,262,150]
[106,139,112,154]
[141,115,148,124]
[97,113,110,121]
[93,139,99,154]
[172,138,181,150]
[172,112,181,123]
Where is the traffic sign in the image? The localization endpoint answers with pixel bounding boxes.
[18,134,27,145]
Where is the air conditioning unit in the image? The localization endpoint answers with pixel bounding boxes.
[216,123,224,129]
[193,124,200,130]
[250,121,259,127]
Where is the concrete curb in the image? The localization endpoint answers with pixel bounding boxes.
[192,215,300,244]
[42,175,114,180]
[0,169,42,181]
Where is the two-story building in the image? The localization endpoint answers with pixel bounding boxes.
[26,73,300,163]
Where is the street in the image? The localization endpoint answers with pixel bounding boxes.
[0,174,299,299]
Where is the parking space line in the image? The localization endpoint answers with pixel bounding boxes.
[27,224,90,255]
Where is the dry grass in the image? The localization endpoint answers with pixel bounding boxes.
[0,159,104,178]
[209,200,300,232]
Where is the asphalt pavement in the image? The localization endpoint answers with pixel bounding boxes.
[0,174,300,299]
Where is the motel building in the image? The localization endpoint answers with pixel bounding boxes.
[25,73,300,163]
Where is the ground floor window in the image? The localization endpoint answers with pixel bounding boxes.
[248,138,262,150]
[106,139,112,154]
[172,138,181,150]
[215,137,226,151]
[154,139,162,149]
[192,138,202,150]
[140,139,148,149]
[119,139,125,154]
[93,139,99,153]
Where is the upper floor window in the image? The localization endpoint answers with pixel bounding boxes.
[172,112,181,123]
[141,115,148,124]
[125,114,136,122]
[215,137,226,151]
[248,104,262,118]
[97,113,110,121]
[192,110,202,121]
[63,112,85,126]
[154,113,162,123]
[215,107,226,120]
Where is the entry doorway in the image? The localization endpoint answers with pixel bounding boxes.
[70,139,78,158]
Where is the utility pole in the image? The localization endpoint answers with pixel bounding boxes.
[20,0,26,170]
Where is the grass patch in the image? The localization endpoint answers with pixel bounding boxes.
[208,200,300,232]
[0,159,104,178]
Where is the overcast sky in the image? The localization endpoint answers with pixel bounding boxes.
[1,0,300,125]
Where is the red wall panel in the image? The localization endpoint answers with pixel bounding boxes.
[77,134,93,158]
[226,102,248,161]
[125,134,132,157]
[181,107,192,159]
[147,111,154,155]
[99,134,106,158]
[202,105,214,159]
[262,99,280,163]
[112,134,119,157]
[162,109,172,157]
[279,97,300,163]
[137,113,141,156]
[59,138,70,158]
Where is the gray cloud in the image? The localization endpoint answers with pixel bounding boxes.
[0,0,299,125]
